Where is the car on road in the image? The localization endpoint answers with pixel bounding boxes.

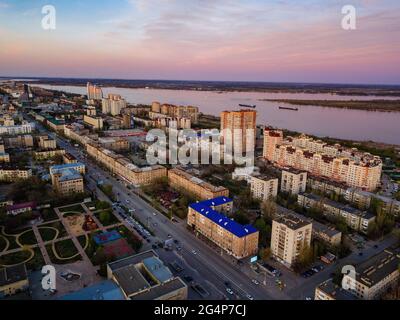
[226,288,234,295]
[305,297,313,301]
[311,265,324,273]
[152,244,158,250]
[176,246,182,251]
[126,200,130,203]
[153,212,157,216]
[183,275,194,283]
[191,249,198,255]
[374,244,379,249]
[224,281,231,287]
[246,294,254,300]
[358,252,364,256]
[251,279,260,285]
[167,234,172,238]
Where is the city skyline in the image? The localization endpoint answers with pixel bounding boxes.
[0,0,400,84]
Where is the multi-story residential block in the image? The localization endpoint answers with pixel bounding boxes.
[87,82,103,100]
[38,135,57,149]
[33,149,66,160]
[86,142,166,186]
[168,167,229,200]
[188,197,259,259]
[98,137,130,152]
[50,163,85,195]
[0,167,32,182]
[149,115,191,129]
[263,129,382,191]
[276,207,342,247]
[297,193,375,234]
[84,115,104,130]
[220,110,257,154]
[281,168,307,195]
[102,94,127,116]
[62,153,78,164]
[250,175,278,201]
[0,122,35,136]
[0,264,29,298]
[342,249,400,300]
[151,102,199,123]
[232,166,260,183]
[107,250,188,300]
[0,150,10,163]
[2,135,33,148]
[271,213,312,268]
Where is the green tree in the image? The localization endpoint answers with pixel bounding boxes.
[261,199,277,222]
[99,210,111,225]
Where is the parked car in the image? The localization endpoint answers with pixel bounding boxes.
[226,288,234,295]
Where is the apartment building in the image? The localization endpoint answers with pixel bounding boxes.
[63,153,78,164]
[250,175,278,201]
[49,163,85,195]
[297,193,376,234]
[188,197,259,259]
[87,82,103,100]
[151,102,199,123]
[98,137,130,152]
[342,249,400,300]
[38,135,57,149]
[0,141,9,163]
[84,115,104,130]
[2,135,33,148]
[34,149,66,160]
[281,168,307,195]
[151,116,191,129]
[107,251,187,300]
[220,110,257,154]
[102,94,127,116]
[49,162,86,175]
[0,122,35,135]
[86,142,166,186]
[0,167,32,182]
[271,214,312,268]
[276,207,342,247]
[168,167,229,200]
[263,129,382,191]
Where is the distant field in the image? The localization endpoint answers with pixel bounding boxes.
[261,99,400,112]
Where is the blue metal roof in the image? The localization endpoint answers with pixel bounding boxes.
[189,197,258,238]
[59,280,125,300]
[50,162,85,171]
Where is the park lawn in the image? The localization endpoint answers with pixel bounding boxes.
[46,240,82,265]
[94,210,119,226]
[38,221,68,241]
[40,209,59,222]
[0,236,7,252]
[25,247,45,271]
[0,249,32,266]
[59,204,85,214]
[18,229,38,246]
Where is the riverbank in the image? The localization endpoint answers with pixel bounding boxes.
[10,78,400,97]
[260,99,400,112]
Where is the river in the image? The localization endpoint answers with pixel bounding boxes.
[39,84,400,145]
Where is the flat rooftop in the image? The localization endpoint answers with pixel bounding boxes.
[317,279,358,300]
[274,212,311,230]
[130,277,186,300]
[355,248,400,288]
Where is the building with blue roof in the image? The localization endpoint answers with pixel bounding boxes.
[188,197,259,259]
[50,163,85,196]
[59,280,125,300]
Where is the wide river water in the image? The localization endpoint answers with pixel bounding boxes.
[39,85,400,145]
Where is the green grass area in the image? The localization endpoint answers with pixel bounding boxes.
[46,240,82,265]
[0,236,6,252]
[59,204,85,214]
[40,208,59,222]
[26,247,45,271]
[94,209,119,226]
[38,221,68,241]
[18,229,38,246]
[0,249,32,266]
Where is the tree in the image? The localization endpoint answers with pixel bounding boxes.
[99,210,110,225]
[259,247,271,262]
[261,199,277,222]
